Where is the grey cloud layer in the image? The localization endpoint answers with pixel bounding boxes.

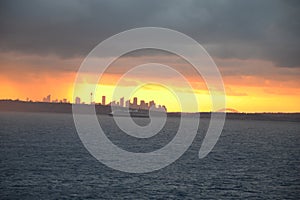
[0,0,299,67]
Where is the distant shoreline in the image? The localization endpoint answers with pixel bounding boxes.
[0,100,299,122]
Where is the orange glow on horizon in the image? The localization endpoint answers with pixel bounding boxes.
[1,70,300,113]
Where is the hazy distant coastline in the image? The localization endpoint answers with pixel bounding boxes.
[0,100,299,122]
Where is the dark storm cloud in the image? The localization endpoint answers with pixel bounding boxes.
[0,0,299,67]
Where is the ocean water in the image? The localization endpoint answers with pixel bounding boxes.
[0,112,299,199]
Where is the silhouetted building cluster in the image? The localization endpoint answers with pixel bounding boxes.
[42,95,51,103]
[48,94,167,111]
[42,95,69,104]
[108,96,167,111]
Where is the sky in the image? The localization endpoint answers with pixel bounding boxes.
[0,0,299,112]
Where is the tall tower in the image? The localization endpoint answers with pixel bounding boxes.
[133,97,137,106]
[120,97,124,107]
[102,96,106,105]
[90,92,93,104]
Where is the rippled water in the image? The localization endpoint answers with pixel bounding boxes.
[0,112,299,199]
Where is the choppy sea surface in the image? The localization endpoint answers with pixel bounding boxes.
[0,112,299,199]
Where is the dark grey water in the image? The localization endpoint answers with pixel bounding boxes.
[0,112,299,199]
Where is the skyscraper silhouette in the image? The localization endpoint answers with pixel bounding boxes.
[102,96,106,105]
[120,97,124,107]
[133,97,137,106]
